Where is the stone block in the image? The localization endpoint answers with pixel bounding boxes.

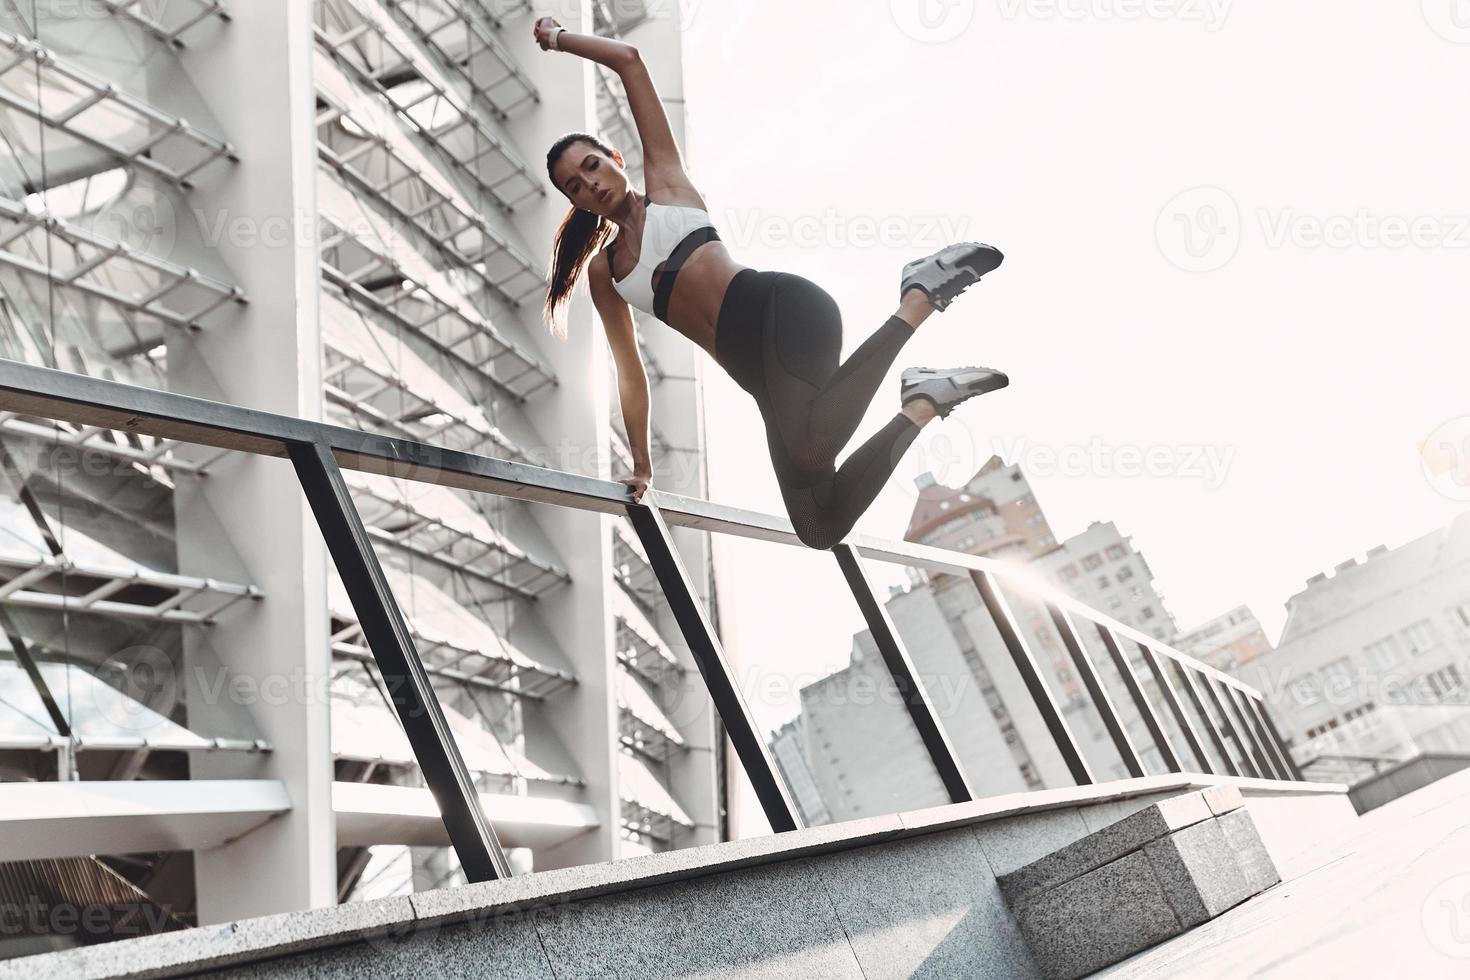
[998,791,1212,907]
[1143,818,1254,928]
[1217,808,1282,893]
[1011,850,1181,980]
[1201,782,1244,816]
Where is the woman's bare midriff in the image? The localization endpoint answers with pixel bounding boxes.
[650,240,750,359]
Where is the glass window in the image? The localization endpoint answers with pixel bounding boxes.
[1116,565,1135,582]
[1401,619,1439,655]
[1288,675,1320,706]
[1096,575,1110,590]
[1081,553,1103,572]
[1364,635,1403,669]
[1104,544,1127,561]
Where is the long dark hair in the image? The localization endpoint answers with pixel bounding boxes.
[542,131,620,341]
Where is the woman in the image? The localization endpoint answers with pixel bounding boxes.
[534,17,1009,550]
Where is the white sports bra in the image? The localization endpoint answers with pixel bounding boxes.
[607,193,722,324]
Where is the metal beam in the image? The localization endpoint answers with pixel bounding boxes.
[1176,663,1240,777]
[1096,625,1179,772]
[289,440,510,881]
[971,570,1093,786]
[1138,641,1212,774]
[1047,604,1145,778]
[1226,684,1285,780]
[833,544,973,804]
[1253,699,1305,781]
[1200,674,1259,778]
[624,501,801,833]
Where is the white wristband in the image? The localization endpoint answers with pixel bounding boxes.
[550,26,565,50]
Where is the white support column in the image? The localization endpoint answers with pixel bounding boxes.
[161,2,335,922]
[497,0,621,868]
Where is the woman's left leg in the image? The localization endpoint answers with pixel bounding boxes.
[754,272,929,549]
[765,411,924,550]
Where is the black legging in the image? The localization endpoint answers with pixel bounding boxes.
[714,268,921,550]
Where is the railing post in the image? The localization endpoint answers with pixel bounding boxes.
[1095,625,1179,772]
[289,440,511,882]
[832,545,972,804]
[1200,674,1260,777]
[1177,665,1241,776]
[1243,698,1292,780]
[970,570,1093,785]
[1047,604,1145,778]
[624,501,802,833]
[1138,644,1213,774]
[1223,682,1281,779]
[1251,698,1304,780]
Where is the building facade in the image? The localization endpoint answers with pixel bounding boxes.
[0,0,721,946]
[1238,513,1470,769]
[1173,605,1273,672]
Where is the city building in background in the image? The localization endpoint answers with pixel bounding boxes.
[773,458,1192,823]
[1238,512,1470,777]
[0,0,722,951]
[1174,606,1273,672]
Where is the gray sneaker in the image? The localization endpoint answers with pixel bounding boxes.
[900,365,1010,419]
[901,242,1005,311]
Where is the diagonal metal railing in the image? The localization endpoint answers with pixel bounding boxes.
[0,357,1306,883]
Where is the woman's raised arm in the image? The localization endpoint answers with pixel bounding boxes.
[534,16,692,194]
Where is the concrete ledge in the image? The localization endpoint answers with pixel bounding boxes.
[0,774,1348,980]
[1000,790,1282,979]
[0,780,291,862]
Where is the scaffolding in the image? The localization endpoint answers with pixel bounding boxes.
[0,551,260,625]
[344,467,570,600]
[312,0,544,216]
[612,587,682,688]
[380,0,538,119]
[0,198,246,330]
[0,30,237,189]
[617,668,685,763]
[321,303,525,461]
[329,581,575,699]
[316,172,555,400]
[101,0,233,49]
[314,66,544,307]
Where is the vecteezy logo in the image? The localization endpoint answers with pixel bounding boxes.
[1423,0,1470,43]
[889,0,977,43]
[1155,186,1241,273]
[1420,417,1470,502]
[1423,873,1470,958]
[94,646,180,734]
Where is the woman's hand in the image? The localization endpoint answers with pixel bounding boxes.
[533,16,562,51]
[619,470,652,505]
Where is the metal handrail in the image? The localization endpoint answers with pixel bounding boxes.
[0,357,1307,883]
